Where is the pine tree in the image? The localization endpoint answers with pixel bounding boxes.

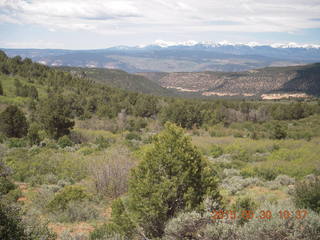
[38,94,74,139]
[0,81,3,96]
[114,123,221,238]
[0,105,28,138]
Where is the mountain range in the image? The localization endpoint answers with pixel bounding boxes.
[2,41,320,73]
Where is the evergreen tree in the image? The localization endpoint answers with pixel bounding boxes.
[38,94,74,139]
[0,202,28,240]
[28,86,38,100]
[0,81,3,96]
[271,122,287,140]
[161,101,203,129]
[0,105,28,138]
[27,123,41,146]
[117,123,221,238]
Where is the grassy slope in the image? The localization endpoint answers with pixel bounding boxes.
[57,66,174,96]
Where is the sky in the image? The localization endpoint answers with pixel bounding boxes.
[0,0,320,49]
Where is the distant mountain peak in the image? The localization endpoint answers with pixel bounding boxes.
[149,40,320,49]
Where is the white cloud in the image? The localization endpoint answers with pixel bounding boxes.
[0,0,320,35]
[0,39,65,49]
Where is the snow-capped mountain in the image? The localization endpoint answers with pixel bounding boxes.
[2,40,320,72]
[149,40,320,49]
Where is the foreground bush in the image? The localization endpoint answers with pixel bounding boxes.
[57,135,74,148]
[109,123,221,238]
[0,177,16,195]
[47,185,90,211]
[293,176,320,213]
[0,201,56,240]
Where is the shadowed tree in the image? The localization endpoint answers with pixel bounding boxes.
[0,81,3,95]
[0,105,28,138]
[38,94,74,139]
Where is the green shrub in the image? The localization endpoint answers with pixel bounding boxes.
[57,135,74,148]
[79,146,96,155]
[0,201,56,240]
[47,186,90,211]
[0,105,28,138]
[52,200,99,223]
[95,136,110,150]
[0,177,16,195]
[7,138,28,148]
[210,145,223,158]
[271,123,287,140]
[4,188,22,202]
[0,133,6,143]
[90,199,135,239]
[126,118,147,132]
[27,123,41,146]
[293,176,320,213]
[122,123,221,238]
[125,132,141,141]
[256,167,279,181]
[0,202,30,240]
[232,197,257,225]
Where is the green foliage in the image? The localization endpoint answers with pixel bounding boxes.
[161,101,203,129]
[4,188,22,202]
[95,136,110,150]
[0,202,29,240]
[255,167,279,181]
[38,94,75,139]
[51,200,99,223]
[14,79,39,100]
[210,145,224,158]
[7,138,28,148]
[57,135,74,148]
[125,132,141,141]
[126,117,147,132]
[27,123,41,146]
[119,123,221,238]
[47,185,90,212]
[293,176,320,213]
[90,199,135,239]
[0,105,28,138]
[133,95,159,117]
[0,80,3,96]
[271,122,287,140]
[233,197,257,225]
[109,199,135,238]
[0,177,16,195]
[0,202,56,240]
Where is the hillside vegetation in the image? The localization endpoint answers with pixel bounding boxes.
[58,67,172,96]
[0,51,320,240]
[139,63,320,97]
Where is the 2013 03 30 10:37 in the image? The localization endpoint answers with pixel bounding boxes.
[211,209,308,221]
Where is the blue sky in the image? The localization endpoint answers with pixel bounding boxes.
[0,0,320,49]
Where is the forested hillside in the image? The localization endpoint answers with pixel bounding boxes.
[1,51,320,240]
[58,67,173,96]
[139,63,320,98]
